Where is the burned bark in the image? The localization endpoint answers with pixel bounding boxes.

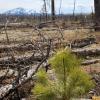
[82,59,100,65]
[69,37,96,48]
[51,0,55,21]
[72,48,100,58]
[94,0,100,31]
[0,47,51,100]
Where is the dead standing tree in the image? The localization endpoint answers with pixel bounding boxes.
[73,0,76,20]
[42,0,48,22]
[51,0,55,21]
[94,0,100,31]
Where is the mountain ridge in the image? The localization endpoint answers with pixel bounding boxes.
[3,7,38,15]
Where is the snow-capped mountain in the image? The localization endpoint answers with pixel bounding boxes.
[27,10,36,15]
[4,7,36,15]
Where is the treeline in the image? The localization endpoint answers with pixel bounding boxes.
[0,13,94,24]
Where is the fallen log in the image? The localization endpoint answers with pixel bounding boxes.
[69,37,96,48]
[0,42,51,53]
[0,41,52,69]
[0,23,33,29]
[0,54,43,68]
[72,48,100,58]
[81,59,100,66]
[0,44,34,53]
[0,41,51,100]
[0,65,36,99]
[0,47,100,68]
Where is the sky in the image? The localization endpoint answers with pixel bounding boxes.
[0,0,94,14]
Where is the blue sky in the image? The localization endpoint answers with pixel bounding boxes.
[0,0,94,14]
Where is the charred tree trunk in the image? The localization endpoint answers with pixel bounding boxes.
[94,0,100,31]
[73,0,76,19]
[51,0,55,21]
[43,0,48,22]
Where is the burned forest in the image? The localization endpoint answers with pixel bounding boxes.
[0,0,100,100]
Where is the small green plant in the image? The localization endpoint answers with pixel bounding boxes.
[49,49,81,79]
[32,69,57,100]
[32,50,94,100]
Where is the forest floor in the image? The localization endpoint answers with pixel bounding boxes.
[0,25,100,72]
[0,22,100,99]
